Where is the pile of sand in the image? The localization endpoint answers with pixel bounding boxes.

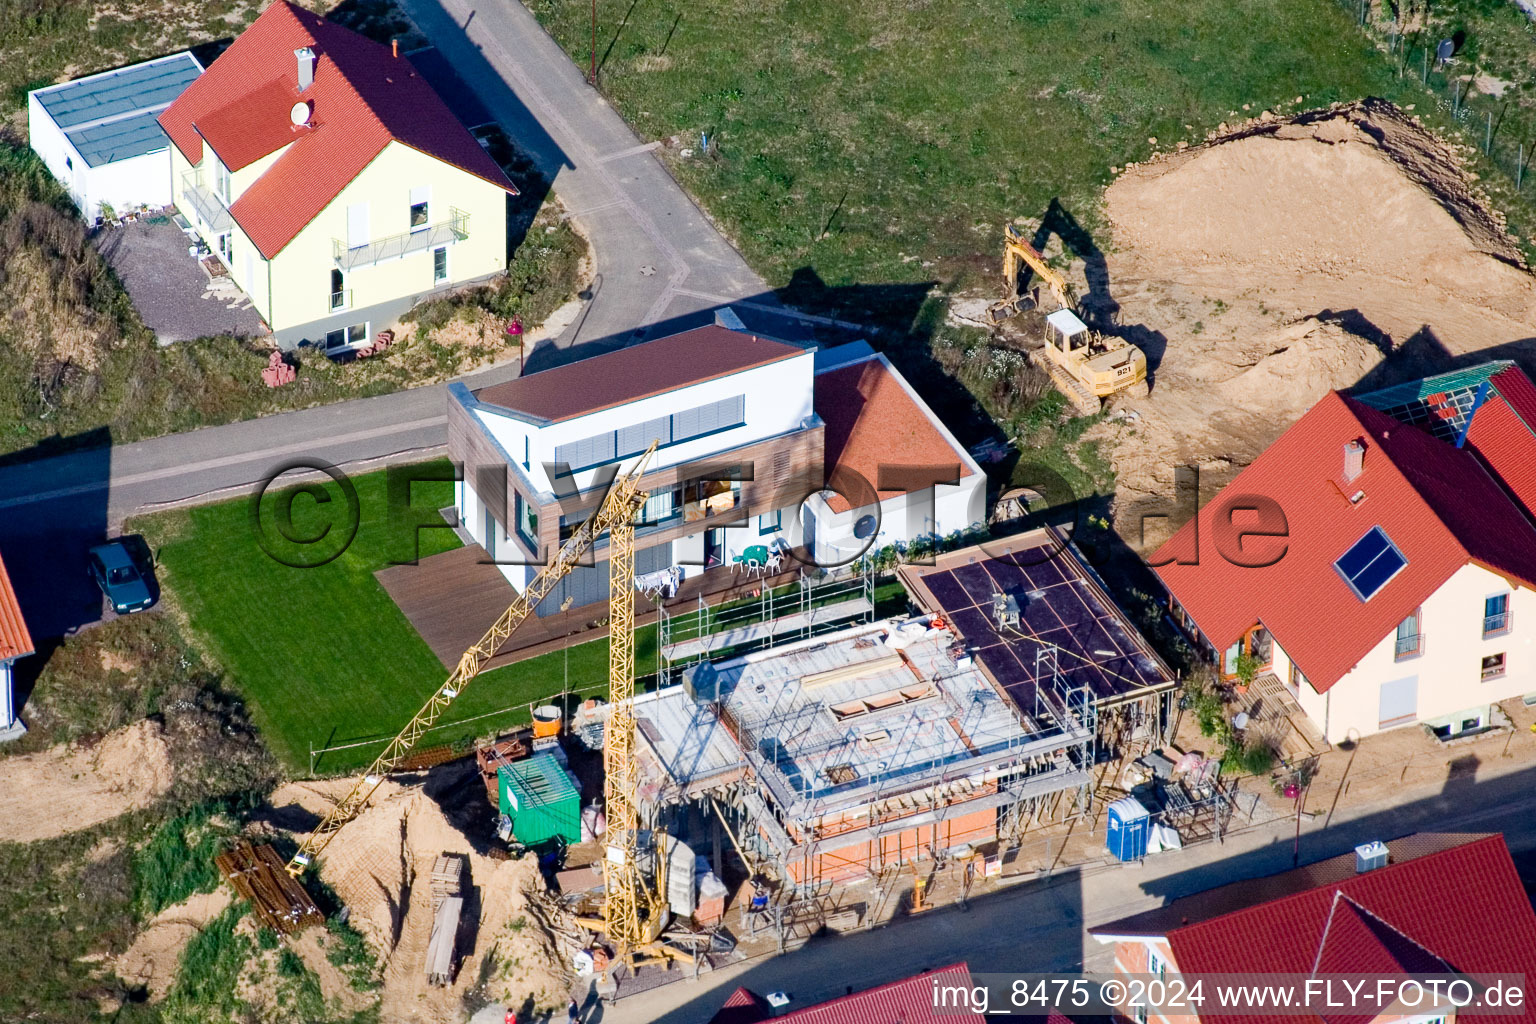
[1083,100,1536,531]
[111,888,233,999]
[0,720,173,842]
[268,773,572,1024]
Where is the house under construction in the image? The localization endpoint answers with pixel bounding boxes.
[629,616,1096,890]
[897,528,1178,760]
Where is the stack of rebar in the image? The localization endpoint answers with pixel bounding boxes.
[214,842,324,934]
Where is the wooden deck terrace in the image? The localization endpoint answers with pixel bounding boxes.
[376,543,806,673]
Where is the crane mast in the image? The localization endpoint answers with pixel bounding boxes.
[287,443,657,877]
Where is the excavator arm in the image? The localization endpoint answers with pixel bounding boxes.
[286,443,657,876]
[1001,224,1072,310]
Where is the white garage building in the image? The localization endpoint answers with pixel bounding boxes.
[28,52,202,223]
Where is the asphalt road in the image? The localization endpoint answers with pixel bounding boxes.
[0,0,812,643]
[565,756,1536,1024]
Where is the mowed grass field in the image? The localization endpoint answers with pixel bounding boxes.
[133,462,646,774]
[527,0,1418,319]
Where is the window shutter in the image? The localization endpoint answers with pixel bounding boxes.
[410,185,430,205]
[672,405,701,442]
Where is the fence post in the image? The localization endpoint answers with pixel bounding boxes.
[1423,48,1428,84]
[1519,144,1524,191]
[1487,111,1494,154]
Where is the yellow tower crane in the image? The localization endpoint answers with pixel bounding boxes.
[284,438,662,965]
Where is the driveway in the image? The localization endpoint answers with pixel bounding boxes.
[95,216,266,344]
[0,0,834,551]
[398,0,778,357]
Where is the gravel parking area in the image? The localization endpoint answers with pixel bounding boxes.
[95,215,266,344]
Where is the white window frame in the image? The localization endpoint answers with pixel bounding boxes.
[324,321,371,353]
[329,268,348,312]
[213,155,231,204]
[432,244,449,284]
[410,185,431,233]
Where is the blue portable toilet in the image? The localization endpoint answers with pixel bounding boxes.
[1106,796,1151,862]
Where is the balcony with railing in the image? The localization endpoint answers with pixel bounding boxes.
[329,287,352,312]
[1394,632,1424,660]
[1484,609,1511,637]
[333,208,468,270]
[179,170,231,231]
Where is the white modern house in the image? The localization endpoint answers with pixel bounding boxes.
[28,52,203,222]
[447,311,985,617]
[806,342,985,567]
[0,552,34,742]
[1157,361,1536,744]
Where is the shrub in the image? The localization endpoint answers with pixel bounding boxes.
[130,800,238,919]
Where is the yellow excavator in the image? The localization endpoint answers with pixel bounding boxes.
[986,223,1147,413]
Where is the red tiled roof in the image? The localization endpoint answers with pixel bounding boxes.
[475,325,806,423]
[711,987,770,1024]
[711,964,981,1024]
[0,550,33,662]
[1464,367,1536,514]
[814,356,973,514]
[159,1,515,258]
[1153,391,1536,691]
[1094,835,1536,1024]
[1179,836,1536,1024]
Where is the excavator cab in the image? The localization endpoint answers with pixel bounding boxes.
[1045,308,1091,354]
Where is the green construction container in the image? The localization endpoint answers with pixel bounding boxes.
[498,753,581,845]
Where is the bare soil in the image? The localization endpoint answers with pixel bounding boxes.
[1084,100,1536,544]
[267,767,572,1024]
[0,720,172,842]
[111,887,233,1000]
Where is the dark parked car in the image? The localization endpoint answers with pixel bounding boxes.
[88,539,156,614]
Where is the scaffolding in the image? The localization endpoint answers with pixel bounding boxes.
[655,560,876,685]
[678,623,1097,891]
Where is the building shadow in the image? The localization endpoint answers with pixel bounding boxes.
[519,271,1005,462]
[0,428,113,718]
[635,866,1086,1024]
[1138,759,1536,911]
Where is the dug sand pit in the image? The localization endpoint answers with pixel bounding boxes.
[1093,99,1536,528]
[0,720,173,842]
[112,887,232,1000]
[301,773,572,1024]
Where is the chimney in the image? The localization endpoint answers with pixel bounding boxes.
[295,46,316,91]
[1354,840,1388,874]
[1342,439,1365,483]
[392,37,399,58]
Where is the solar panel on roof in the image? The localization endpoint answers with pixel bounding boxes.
[1335,526,1407,601]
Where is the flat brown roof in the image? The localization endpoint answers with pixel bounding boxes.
[474,325,807,423]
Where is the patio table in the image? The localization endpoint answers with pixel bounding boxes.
[740,544,770,567]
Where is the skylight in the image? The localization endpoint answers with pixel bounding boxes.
[1334,526,1407,601]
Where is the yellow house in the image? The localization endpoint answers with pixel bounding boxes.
[158,1,516,350]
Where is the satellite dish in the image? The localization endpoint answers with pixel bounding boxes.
[290,100,312,126]
[1437,38,1455,61]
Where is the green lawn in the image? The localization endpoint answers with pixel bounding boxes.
[526,0,1536,324]
[133,461,649,774]
[528,0,1427,322]
[131,460,918,775]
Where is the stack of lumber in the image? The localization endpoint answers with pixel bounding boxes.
[429,854,463,912]
[425,896,463,986]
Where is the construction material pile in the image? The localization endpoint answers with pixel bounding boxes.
[269,772,575,1024]
[1090,99,1536,535]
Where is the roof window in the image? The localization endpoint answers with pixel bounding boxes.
[1334,525,1407,601]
